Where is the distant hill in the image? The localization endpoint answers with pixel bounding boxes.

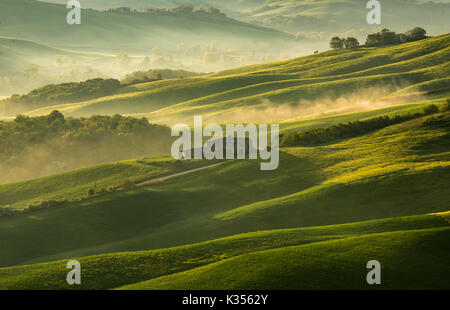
[0,0,292,53]
[38,0,450,36]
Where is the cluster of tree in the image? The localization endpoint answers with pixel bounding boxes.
[330,27,428,49]
[121,69,204,86]
[330,37,360,49]
[0,111,173,183]
[0,78,122,115]
[105,5,226,18]
[280,102,449,147]
[365,27,428,47]
[0,199,70,217]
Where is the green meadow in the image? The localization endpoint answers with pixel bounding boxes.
[0,214,448,290]
[0,28,449,290]
[0,110,449,290]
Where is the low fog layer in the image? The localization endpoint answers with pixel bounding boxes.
[205,86,426,124]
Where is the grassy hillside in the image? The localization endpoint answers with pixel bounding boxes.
[17,34,450,124]
[121,227,450,290]
[0,158,212,209]
[0,110,448,267]
[0,214,448,289]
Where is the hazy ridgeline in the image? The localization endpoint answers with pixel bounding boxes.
[2,0,449,98]
[0,0,300,97]
[39,0,450,36]
[0,111,173,183]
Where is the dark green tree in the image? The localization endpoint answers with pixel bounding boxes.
[330,37,344,49]
[405,27,427,41]
[344,37,360,48]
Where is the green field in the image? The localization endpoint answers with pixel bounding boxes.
[0,214,448,289]
[0,26,449,290]
[0,158,214,209]
[0,111,448,279]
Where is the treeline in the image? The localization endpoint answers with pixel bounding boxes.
[122,69,204,86]
[280,101,450,147]
[0,111,172,183]
[0,78,122,115]
[105,5,226,18]
[365,27,428,47]
[330,27,428,49]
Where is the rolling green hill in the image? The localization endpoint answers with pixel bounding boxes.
[0,110,448,268]
[0,214,448,289]
[38,0,450,36]
[0,25,449,290]
[0,0,291,53]
[15,34,450,125]
[120,227,450,290]
[0,158,212,209]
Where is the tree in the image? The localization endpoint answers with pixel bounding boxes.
[396,33,408,43]
[330,37,344,49]
[365,33,381,46]
[405,27,427,42]
[47,110,65,124]
[344,37,360,48]
[379,29,397,45]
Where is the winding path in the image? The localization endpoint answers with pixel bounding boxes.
[137,162,223,186]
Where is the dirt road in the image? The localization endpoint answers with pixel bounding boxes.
[137,162,223,186]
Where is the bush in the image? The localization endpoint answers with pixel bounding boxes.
[440,99,450,112]
[121,179,136,189]
[422,104,439,115]
[88,188,95,196]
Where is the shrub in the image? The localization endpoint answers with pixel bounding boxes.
[121,179,136,189]
[422,104,439,115]
[440,99,450,112]
[88,188,95,196]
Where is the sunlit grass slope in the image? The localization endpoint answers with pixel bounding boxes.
[0,158,212,209]
[0,214,447,289]
[0,111,448,267]
[22,34,450,124]
[121,227,450,290]
[279,99,447,133]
